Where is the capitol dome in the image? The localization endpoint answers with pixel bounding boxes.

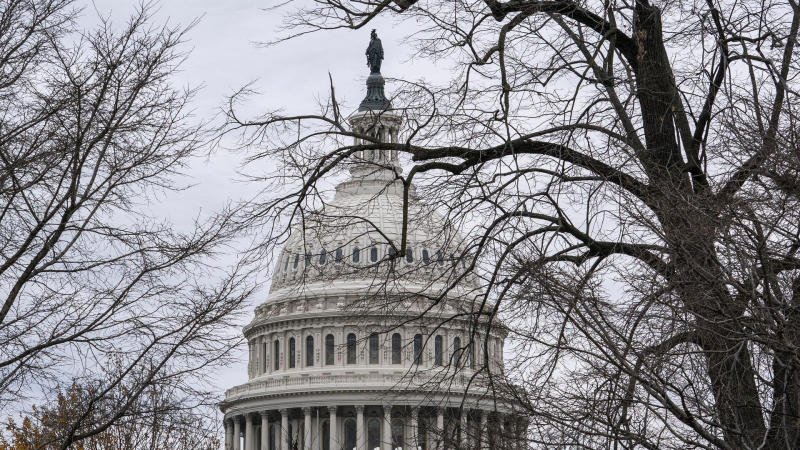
[221,34,522,450]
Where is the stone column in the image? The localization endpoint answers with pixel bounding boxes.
[226,419,234,450]
[356,405,366,450]
[460,411,468,448]
[410,408,419,450]
[261,412,270,450]
[436,408,445,450]
[303,408,312,450]
[480,412,489,450]
[280,409,290,450]
[328,406,338,450]
[234,416,242,450]
[246,413,255,450]
[382,406,391,450]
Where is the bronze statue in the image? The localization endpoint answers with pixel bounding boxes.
[365,29,384,73]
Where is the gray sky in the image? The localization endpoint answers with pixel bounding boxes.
[81,0,444,391]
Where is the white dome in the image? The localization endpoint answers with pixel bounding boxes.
[268,173,475,299]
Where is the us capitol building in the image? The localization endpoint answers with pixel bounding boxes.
[221,31,523,450]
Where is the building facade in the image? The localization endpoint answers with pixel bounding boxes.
[221,38,520,450]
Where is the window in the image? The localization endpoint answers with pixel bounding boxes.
[422,249,430,265]
[406,247,414,263]
[392,333,402,364]
[325,334,335,365]
[269,424,276,450]
[436,250,444,266]
[392,420,405,448]
[335,248,343,263]
[274,340,280,370]
[289,337,296,368]
[306,336,314,367]
[347,333,357,364]
[369,333,379,364]
[451,253,457,265]
[283,254,290,271]
[434,335,443,366]
[469,341,475,369]
[389,246,396,258]
[293,253,299,269]
[322,421,330,450]
[370,247,378,262]
[345,419,357,450]
[319,249,327,264]
[352,246,360,263]
[368,419,381,450]
[305,251,312,267]
[454,336,462,366]
[263,342,268,373]
[418,418,428,450]
[413,334,423,365]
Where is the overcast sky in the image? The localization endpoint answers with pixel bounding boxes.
[79,0,446,392]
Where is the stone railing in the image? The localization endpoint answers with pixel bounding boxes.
[225,372,485,401]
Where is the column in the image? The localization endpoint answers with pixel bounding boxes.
[280,409,290,450]
[234,416,242,450]
[382,406,391,450]
[261,412,270,450]
[460,411,468,448]
[436,408,445,450]
[226,419,234,450]
[328,406,338,450]
[356,405,366,450]
[303,408,312,450]
[246,413,255,450]
[410,408,419,450]
[480,411,489,450]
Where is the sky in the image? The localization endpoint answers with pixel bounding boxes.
[79,0,448,394]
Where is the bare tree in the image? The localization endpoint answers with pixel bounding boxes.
[221,0,800,448]
[1,1,256,448]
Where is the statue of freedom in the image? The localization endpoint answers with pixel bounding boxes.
[365,29,384,74]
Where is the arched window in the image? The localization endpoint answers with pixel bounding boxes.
[335,248,343,263]
[283,254,290,271]
[306,336,314,367]
[288,337,296,368]
[436,250,444,266]
[322,421,330,450]
[369,333,379,364]
[406,247,414,263]
[319,249,327,264]
[305,251,312,267]
[274,340,280,370]
[325,334,335,365]
[453,336,462,366]
[392,333,402,364]
[293,253,300,269]
[352,246,360,263]
[345,419,357,450]
[469,340,475,369]
[392,419,405,448]
[370,247,378,262]
[413,334,423,365]
[434,335,443,366]
[347,333,357,364]
[368,418,381,450]
[422,249,430,265]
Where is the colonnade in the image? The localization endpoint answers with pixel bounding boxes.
[224,405,525,450]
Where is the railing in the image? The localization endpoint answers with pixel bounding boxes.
[225,372,483,400]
